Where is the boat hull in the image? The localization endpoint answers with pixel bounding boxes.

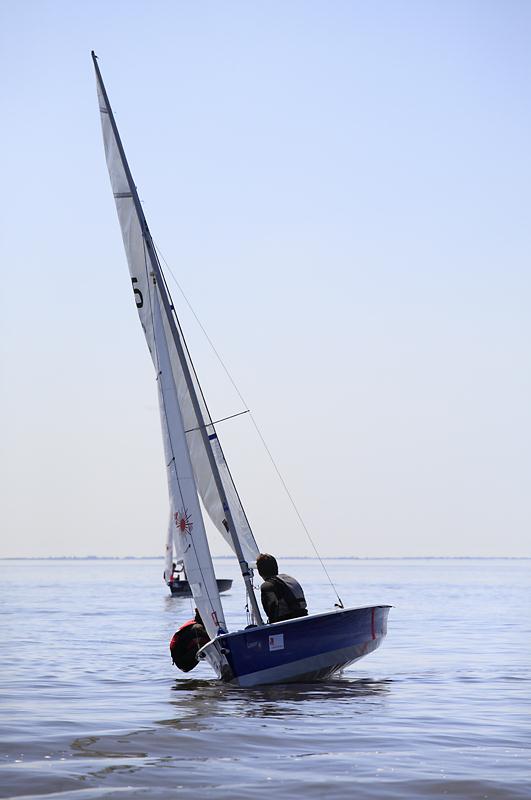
[169,579,233,598]
[198,605,390,687]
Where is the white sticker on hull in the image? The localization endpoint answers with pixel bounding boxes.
[268,634,284,651]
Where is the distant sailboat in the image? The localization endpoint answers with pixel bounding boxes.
[92,52,390,686]
[165,549,232,598]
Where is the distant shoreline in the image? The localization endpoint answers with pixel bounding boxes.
[1,555,529,561]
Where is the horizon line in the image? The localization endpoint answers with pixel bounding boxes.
[1,555,529,561]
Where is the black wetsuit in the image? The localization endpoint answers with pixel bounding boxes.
[169,619,209,672]
[260,573,308,623]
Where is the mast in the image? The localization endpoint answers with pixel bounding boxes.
[92,52,263,625]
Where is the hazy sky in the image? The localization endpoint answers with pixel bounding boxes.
[1,1,530,558]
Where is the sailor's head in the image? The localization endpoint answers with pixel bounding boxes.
[256,553,278,579]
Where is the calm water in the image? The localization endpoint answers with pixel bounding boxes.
[0,558,529,799]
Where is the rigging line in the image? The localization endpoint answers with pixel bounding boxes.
[154,242,344,608]
[245,415,343,609]
[94,55,224,623]
[153,250,263,624]
[142,238,189,519]
[155,245,259,542]
[155,248,261,564]
[155,244,249,412]
[142,240,220,617]
[185,409,249,434]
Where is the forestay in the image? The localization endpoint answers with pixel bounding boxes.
[94,65,259,568]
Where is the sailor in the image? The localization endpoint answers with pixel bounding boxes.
[169,608,210,672]
[256,553,308,624]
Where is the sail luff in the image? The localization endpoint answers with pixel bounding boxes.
[156,249,262,570]
[164,285,261,554]
[92,53,149,244]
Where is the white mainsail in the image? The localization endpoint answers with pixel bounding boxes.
[94,70,226,636]
[94,69,259,568]
[153,287,226,636]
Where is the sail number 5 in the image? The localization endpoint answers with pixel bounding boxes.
[131,277,143,308]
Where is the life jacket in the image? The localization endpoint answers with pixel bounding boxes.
[268,574,308,622]
[169,619,210,672]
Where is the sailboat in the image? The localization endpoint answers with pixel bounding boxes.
[164,555,232,598]
[92,52,390,687]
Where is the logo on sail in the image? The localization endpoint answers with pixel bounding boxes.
[174,509,193,535]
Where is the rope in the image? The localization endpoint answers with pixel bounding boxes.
[154,242,344,609]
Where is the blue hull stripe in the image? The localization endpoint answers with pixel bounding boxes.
[215,606,390,680]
